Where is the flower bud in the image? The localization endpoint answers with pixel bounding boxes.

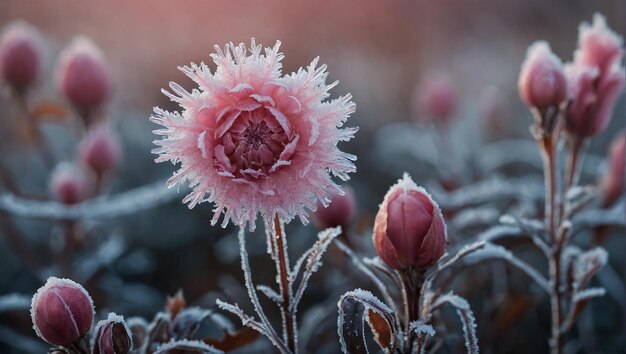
[373,174,447,269]
[92,313,132,354]
[78,124,122,175]
[601,132,625,207]
[0,21,42,94]
[413,76,458,124]
[56,36,111,114]
[31,277,94,346]
[566,14,625,138]
[518,41,567,110]
[312,186,356,230]
[49,162,91,204]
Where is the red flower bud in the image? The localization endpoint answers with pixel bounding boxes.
[565,14,625,138]
[78,124,122,175]
[49,163,91,204]
[518,41,567,110]
[601,132,625,207]
[312,186,356,230]
[56,36,111,114]
[413,75,458,125]
[92,313,132,354]
[0,21,42,94]
[373,174,447,270]
[31,277,94,346]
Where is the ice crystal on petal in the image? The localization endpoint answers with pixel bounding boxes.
[151,40,357,230]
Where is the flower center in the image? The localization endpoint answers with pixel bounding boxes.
[214,106,294,179]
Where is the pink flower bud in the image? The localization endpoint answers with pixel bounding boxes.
[518,41,567,110]
[0,21,42,93]
[92,313,132,354]
[413,76,458,124]
[56,36,111,114]
[566,15,625,138]
[49,162,91,204]
[601,132,625,207]
[312,186,356,230]
[373,174,447,270]
[31,277,94,346]
[78,124,122,175]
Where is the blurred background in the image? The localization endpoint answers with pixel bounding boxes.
[0,0,624,353]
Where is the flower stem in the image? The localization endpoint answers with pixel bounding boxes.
[273,214,297,353]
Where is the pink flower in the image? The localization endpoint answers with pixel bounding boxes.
[373,173,447,270]
[518,41,567,110]
[0,21,42,94]
[31,277,94,346]
[56,36,112,115]
[78,124,122,176]
[312,185,356,231]
[601,132,625,207]
[49,162,91,204]
[151,40,357,230]
[412,75,458,124]
[565,14,625,138]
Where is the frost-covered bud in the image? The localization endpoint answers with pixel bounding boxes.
[78,124,122,175]
[566,14,625,138]
[31,277,94,346]
[0,21,42,93]
[413,76,458,124]
[601,132,625,207]
[92,313,132,354]
[49,162,91,204]
[312,186,356,230]
[373,174,447,270]
[518,41,567,110]
[56,36,111,114]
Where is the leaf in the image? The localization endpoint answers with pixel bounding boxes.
[432,292,479,354]
[167,289,187,320]
[153,339,223,354]
[366,309,392,351]
[171,307,212,339]
[0,294,31,313]
[337,289,396,354]
[29,100,67,121]
[204,328,260,352]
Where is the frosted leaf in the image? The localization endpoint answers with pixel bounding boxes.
[574,201,625,228]
[431,241,486,278]
[463,243,550,294]
[76,235,126,281]
[409,320,435,337]
[476,225,526,242]
[172,307,213,339]
[432,292,479,354]
[215,299,269,338]
[573,247,607,290]
[257,285,282,305]
[292,227,342,311]
[0,179,179,220]
[430,176,544,209]
[153,339,223,353]
[333,240,397,315]
[452,207,500,229]
[0,294,30,313]
[337,289,396,354]
[573,287,606,303]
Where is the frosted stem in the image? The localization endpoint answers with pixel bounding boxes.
[272,214,297,353]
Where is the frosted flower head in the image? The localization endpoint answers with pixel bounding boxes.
[49,162,91,204]
[151,40,357,230]
[373,173,447,270]
[92,313,132,354]
[566,14,625,138]
[518,41,567,110]
[31,277,94,346]
[56,36,111,115]
[412,75,458,124]
[0,20,43,93]
[312,185,356,231]
[78,123,123,176]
